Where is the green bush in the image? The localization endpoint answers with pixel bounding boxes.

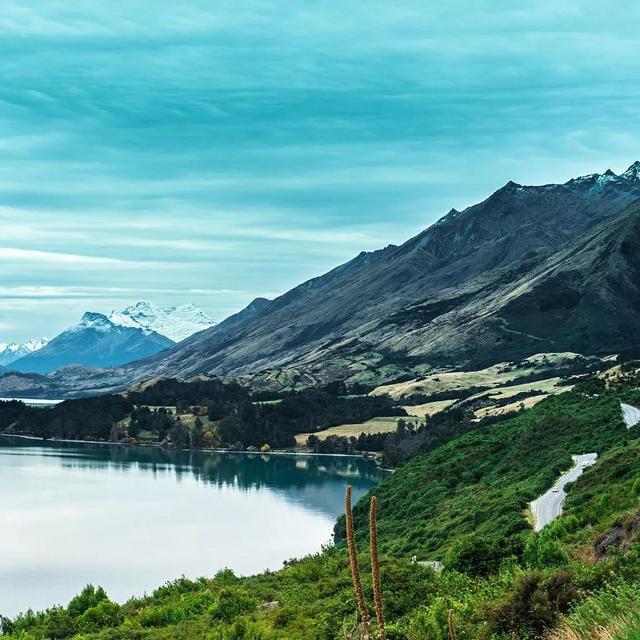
[209,588,257,623]
[76,600,120,632]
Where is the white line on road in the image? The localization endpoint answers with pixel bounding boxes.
[530,453,597,532]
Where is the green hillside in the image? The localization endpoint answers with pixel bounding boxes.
[3,374,640,640]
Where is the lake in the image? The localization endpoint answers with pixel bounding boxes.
[0,436,385,617]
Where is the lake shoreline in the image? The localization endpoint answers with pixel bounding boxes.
[0,431,386,463]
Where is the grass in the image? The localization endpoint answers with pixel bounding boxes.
[402,399,457,419]
[294,400,454,446]
[474,393,548,419]
[548,583,640,639]
[295,417,401,445]
[369,352,594,400]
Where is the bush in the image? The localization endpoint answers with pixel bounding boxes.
[210,588,257,623]
[67,584,108,617]
[77,600,120,632]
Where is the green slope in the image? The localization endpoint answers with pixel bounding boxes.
[341,391,627,559]
[4,378,640,640]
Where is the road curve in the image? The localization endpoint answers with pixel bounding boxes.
[530,453,597,532]
[621,402,640,429]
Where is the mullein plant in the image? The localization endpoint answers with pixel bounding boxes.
[345,486,461,640]
[448,609,458,640]
[345,485,373,640]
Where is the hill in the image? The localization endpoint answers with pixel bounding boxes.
[3,368,640,639]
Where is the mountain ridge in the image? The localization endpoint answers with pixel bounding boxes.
[4,162,640,395]
[0,338,49,366]
[9,312,173,374]
[121,162,640,384]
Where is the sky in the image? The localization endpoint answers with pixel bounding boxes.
[1,1,640,342]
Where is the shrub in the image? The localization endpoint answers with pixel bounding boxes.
[210,588,257,622]
[77,600,121,632]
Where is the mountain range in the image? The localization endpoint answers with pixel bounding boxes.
[0,339,49,367]
[5,303,215,375]
[108,302,215,342]
[3,162,640,395]
[120,162,640,388]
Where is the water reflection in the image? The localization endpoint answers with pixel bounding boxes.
[0,436,385,616]
[0,437,383,517]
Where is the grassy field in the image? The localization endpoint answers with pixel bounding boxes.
[295,416,401,444]
[401,398,457,419]
[369,352,594,400]
[295,399,457,445]
[475,393,548,419]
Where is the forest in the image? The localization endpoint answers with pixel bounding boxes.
[0,378,406,450]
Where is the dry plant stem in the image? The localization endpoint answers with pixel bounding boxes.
[345,485,372,640]
[369,497,386,640]
[448,609,458,640]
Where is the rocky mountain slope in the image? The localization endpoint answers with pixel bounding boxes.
[5,163,640,394]
[122,163,640,385]
[0,339,49,367]
[9,313,173,374]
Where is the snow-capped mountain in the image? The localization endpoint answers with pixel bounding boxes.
[0,338,49,366]
[108,302,215,342]
[9,312,173,374]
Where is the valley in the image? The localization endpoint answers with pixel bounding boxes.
[4,361,640,639]
[4,165,640,640]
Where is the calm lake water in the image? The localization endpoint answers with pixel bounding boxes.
[0,436,385,617]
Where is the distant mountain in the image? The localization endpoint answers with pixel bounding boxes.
[0,338,49,366]
[108,301,215,342]
[5,162,640,395]
[9,312,173,374]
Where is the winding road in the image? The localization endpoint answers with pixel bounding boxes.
[530,453,597,532]
[621,402,640,428]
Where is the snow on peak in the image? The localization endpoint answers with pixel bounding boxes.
[0,337,49,365]
[77,312,115,333]
[622,161,640,180]
[108,301,215,342]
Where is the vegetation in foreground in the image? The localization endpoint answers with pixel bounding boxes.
[3,368,640,639]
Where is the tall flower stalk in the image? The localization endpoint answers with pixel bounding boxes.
[448,609,458,640]
[369,496,386,640]
[345,485,372,640]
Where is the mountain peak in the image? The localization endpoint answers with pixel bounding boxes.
[109,301,215,342]
[622,161,640,180]
[0,337,49,366]
[78,312,114,333]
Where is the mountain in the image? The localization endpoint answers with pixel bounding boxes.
[5,162,640,395]
[8,312,173,374]
[120,162,640,387]
[0,338,49,366]
[108,302,215,342]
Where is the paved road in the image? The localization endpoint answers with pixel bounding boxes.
[621,402,640,428]
[530,453,597,532]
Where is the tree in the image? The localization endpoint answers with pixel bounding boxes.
[169,418,189,450]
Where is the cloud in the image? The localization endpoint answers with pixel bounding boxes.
[0,248,178,268]
[0,0,639,340]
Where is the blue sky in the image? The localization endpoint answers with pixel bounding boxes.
[1,1,640,342]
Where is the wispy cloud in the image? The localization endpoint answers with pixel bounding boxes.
[0,0,639,340]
